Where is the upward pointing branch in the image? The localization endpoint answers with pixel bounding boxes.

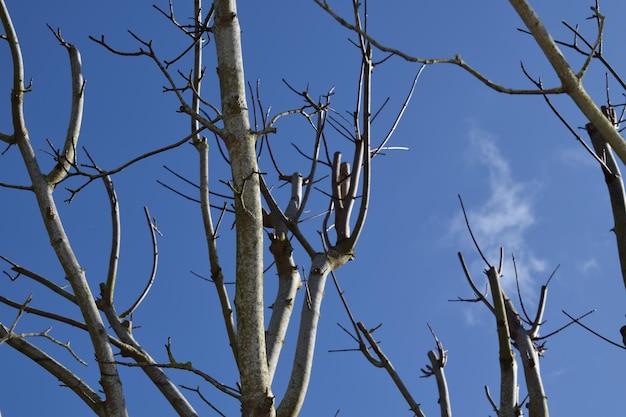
[46,27,85,185]
[1,2,127,415]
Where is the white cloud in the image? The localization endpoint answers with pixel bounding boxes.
[578,258,599,276]
[451,128,546,296]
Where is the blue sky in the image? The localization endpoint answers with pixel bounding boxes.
[1,1,625,416]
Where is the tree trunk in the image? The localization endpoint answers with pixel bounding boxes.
[213,1,274,415]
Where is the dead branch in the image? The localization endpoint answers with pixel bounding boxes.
[421,324,451,417]
[195,138,238,362]
[45,25,85,186]
[371,65,424,157]
[180,385,227,417]
[1,255,78,304]
[562,310,626,350]
[119,207,159,319]
[0,323,106,416]
[456,252,495,314]
[485,265,519,417]
[519,63,613,174]
[356,322,426,417]
[163,337,240,398]
[313,0,565,96]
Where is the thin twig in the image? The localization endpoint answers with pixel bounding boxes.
[562,310,626,349]
[458,195,491,267]
[120,207,159,319]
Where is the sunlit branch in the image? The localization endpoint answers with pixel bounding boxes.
[530,284,548,338]
[484,265,519,416]
[556,19,626,90]
[371,65,424,158]
[507,0,626,166]
[0,131,13,143]
[342,44,371,250]
[45,25,84,186]
[420,324,451,417]
[0,0,27,139]
[265,175,303,380]
[190,0,204,145]
[276,257,332,417]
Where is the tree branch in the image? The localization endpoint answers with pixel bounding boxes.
[586,106,626,290]
[2,1,128,411]
[313,0,565,96]
[485,266,520,417]
[100,306,200,417]
[507,0,626,165]
[356,322,426,417]
[277,256,332,417]
[45,26,85,186]
[266,173,304,382]
[0,324,106,416]
[119,207,159,319]
[195,138,239,362]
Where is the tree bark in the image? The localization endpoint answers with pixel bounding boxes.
[1,3,128,415]
[213,1,274,415]
[508,0,626,165]
[586,108,626,290]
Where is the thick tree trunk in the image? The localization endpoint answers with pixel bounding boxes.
[213,1,274,416]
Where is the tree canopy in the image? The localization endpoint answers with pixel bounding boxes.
[1,1,625,416]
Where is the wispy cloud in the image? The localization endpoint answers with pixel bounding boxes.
[578,258,599,276]
[451,127,546,295]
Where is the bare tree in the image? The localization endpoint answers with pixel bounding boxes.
[318,0,626,287]
[0,1,414,416]
[2,0,625,416]
[313,0,626,416]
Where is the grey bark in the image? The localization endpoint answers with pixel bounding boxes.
[0,2,128,415]
[486,266,521,417]
[213,1,274,415]
[507,0,626,165]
